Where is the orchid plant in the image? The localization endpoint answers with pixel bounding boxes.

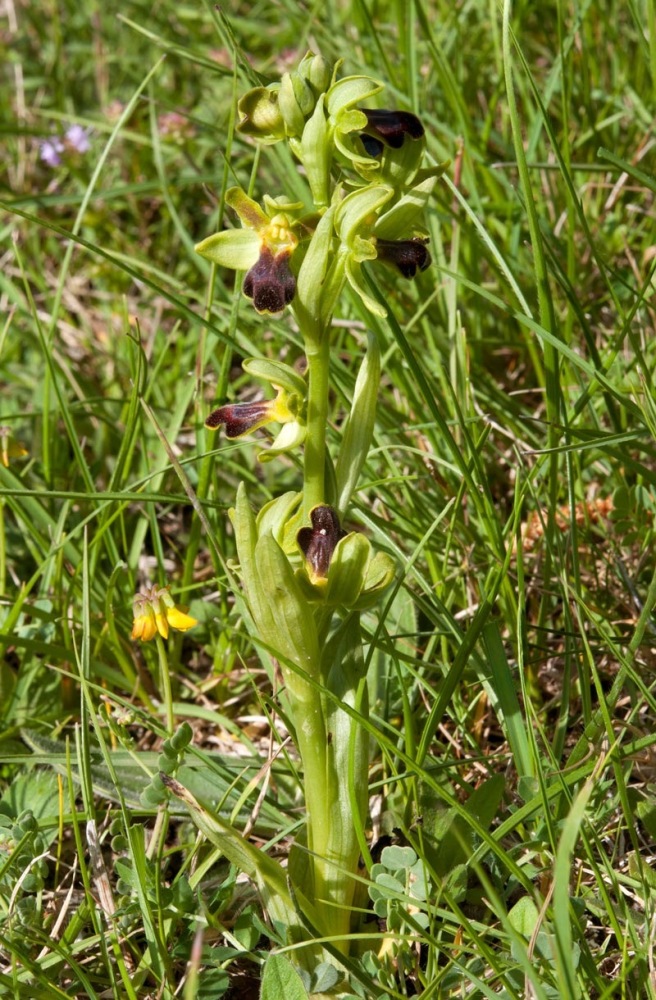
[164,52,445,981]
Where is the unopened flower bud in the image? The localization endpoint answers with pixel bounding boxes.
[302,52,332,95]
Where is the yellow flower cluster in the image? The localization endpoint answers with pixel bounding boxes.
[131,585,197,642]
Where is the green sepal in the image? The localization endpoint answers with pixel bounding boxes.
[351,550,396,610]
[256,492,302,548]
[374,174,440,240]
[237,85,286,143]
[194,228,259,269]
[335,332,381,516]
[294,568,326,604]
[326,75,382,115]
[242,357,306,396]
[335,184,393,246]
[345,256,386,318]
[325,532,372,607]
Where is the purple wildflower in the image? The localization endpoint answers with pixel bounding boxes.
[65,124,91,154]
[40,138,65,168]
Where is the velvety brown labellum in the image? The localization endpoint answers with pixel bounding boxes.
[205,400,270,437]
[362,109,425,149]
[376,237,431,278]
[297,505,346,579]
[243,246,296,314]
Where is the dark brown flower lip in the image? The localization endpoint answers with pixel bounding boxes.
[361,109,425,149]
[205,400,271,437]
[376,237,431,278]
[243,245,296,314]
[297,505,346,579]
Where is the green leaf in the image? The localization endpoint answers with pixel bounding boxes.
[260,954,309,1000]
[295,202,337,331]
[162,776,302,937]
[255,533,321,688]
[194,228,260,269]
[380,845,417,870]
[335,332,381,516]
[509,896,540,938]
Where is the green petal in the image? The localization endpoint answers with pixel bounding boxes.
[351,233,377,263]
[326,75,383,115]
[194,229,260,269]
[258,421,306,462]
[226,187,269,231]
[335,107,369,134]
[335,184,393,245]
[345,258,387,318]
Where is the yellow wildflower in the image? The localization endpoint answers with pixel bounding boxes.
[131,586,198,642]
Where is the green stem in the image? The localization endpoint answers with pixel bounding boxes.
[302,335,331,519]
[155,636,175,736]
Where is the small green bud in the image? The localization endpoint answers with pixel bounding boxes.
[140,784,166,808]
[170,721,193,751]
[303,52,332,95]
[158,753,177,775]
[150,774,166,794]
[160,738,177,759]
[279,73,307,136]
